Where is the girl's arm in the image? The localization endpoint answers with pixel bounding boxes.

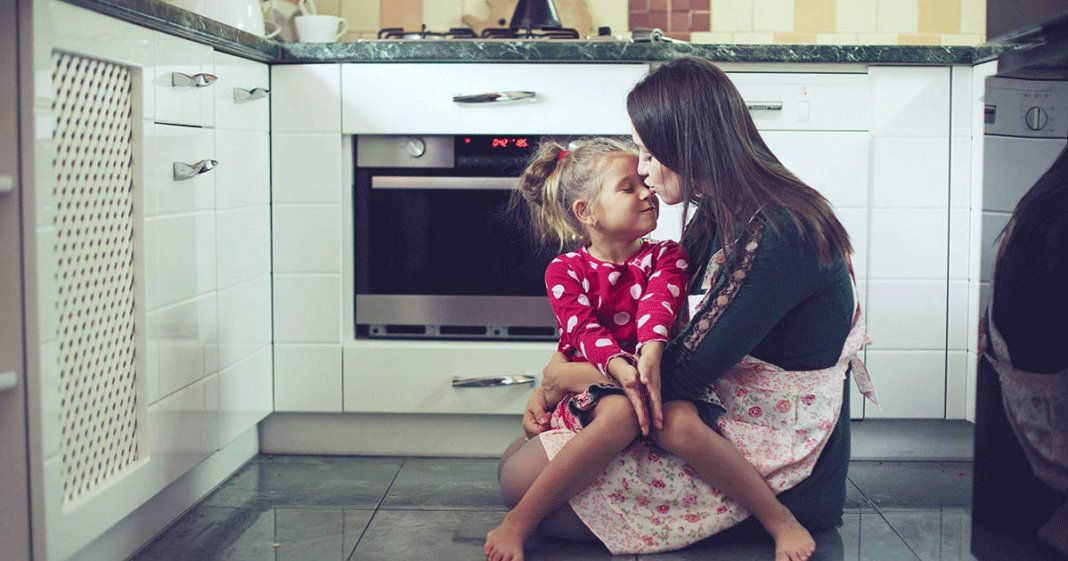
[545,259,632,376]
[541,352,604,402]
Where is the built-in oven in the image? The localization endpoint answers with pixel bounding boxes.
[353,134,562,340]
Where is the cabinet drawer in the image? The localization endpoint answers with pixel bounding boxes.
[343,340,556,414]
[146,123,216,216]
[213,51,270,131]
[342,63,649,134]
[726,73,869,131]
[154,31,215,127]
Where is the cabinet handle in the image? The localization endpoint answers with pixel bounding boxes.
[0,174,13,196]
[451,375,535,388]
[173,159,218,181]
[453,91,537,104]
[233,87,270,103]
[171,72,218,88]
[745,101,783,111]
[0,371,17,392]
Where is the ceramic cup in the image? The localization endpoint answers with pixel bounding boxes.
[294,14,348,42]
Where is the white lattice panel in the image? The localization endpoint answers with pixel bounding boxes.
[52,52,140,506]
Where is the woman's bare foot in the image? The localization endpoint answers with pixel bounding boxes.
[484,513,531,561]
[1037,501,1068,558]
[767,514,816,561]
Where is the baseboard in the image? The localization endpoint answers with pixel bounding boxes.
[850,419,975,461]
[70,429,259,561]
[260,413,524,457]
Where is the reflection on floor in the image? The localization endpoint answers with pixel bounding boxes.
[128,456,1055,561]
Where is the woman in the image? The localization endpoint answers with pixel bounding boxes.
[973,145,1068,558]
[497,57,877,557]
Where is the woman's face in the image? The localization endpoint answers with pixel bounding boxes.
[631,126,683,205]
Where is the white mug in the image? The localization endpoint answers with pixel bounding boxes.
[294,14,348,42]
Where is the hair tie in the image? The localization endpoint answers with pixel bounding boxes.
[557,149,570,161]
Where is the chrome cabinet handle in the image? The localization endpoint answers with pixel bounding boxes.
[0,174,13,196]
[171,72,218,88]
[233,87,270,103]
[173,159,218,181]
[745,101,784,111]
[0,371,17,392]
[453,91,537,104]
[451,375,536,388]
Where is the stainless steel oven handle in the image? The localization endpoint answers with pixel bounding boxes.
[453,91,537,104]
[452,375,536,388]
[372,176,518,190]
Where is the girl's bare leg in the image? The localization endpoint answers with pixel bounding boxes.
[652,401,816,561]
[485,395,639,561]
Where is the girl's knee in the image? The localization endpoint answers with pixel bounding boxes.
[591,395,641,440]
[654,402,708,452]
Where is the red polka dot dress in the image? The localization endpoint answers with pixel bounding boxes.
[545,239,689,428]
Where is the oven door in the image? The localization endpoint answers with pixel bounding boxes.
[354,166,557,339]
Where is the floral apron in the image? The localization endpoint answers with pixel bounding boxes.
[982,225,1068,492]
[538,251,878,555]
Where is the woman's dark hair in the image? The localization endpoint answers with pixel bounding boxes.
[1003,144,1068,266]
[627,57,852,271]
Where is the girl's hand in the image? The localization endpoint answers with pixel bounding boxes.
[606,356,651,436]
[523,386,552,438]
[638,342,665,431]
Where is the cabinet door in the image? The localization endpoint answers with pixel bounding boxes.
[213,51,270,131]
[341,63,649,134]
[153,32,215,127]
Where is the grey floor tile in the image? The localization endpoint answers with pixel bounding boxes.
[881,509,976,561]
[845,478,871,511]
[348,510,504,561]
[848,461,972,509]
[379,457,507,511]
[131,506,276,561]
[856,512,924,561]
[202,455,403,509]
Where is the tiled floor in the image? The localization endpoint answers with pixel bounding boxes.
[130,456,997,561]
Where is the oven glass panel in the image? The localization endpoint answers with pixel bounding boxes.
[357,176,554,297]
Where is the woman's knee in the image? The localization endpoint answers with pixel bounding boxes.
[653,401,709,453]
[498,436,549,508]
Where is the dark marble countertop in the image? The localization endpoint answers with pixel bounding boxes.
[65,0,1008,66]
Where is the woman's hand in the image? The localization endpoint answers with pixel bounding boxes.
[606,356,651,436]
[638,342,665,431]
[522,386,553,439]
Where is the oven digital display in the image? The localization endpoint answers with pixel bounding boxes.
[456,135,540,157]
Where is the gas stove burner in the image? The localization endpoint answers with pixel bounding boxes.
[377,26,478,40]
[480,27,581,39]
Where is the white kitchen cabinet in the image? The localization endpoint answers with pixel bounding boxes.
[728,72,869,131]
[212,51,270,131]
[153,31,215,127]
[343,340,555,414]
[340,63,649,134]
[146,122,216,216]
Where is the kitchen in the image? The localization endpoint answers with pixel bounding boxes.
[1,0,1066,559]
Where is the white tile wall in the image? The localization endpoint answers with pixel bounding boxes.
[217,277,272,371]
[948,209,969,280]
[150,212,217,309]
[154,294,218,400]
[273,344,343,412]
[868,209,948,279]
[762,131,870,209]
[272,204,342,273]
[866,280,948,350]
[273,275,342,343]
[271,133,344,203]
[271,65,341,133]
[869,66,950,137]
[216,206,271,289]
[865,350,946,418]
[870,137,949,208]
[949,137,972,209]
[218,347,273,445]
[945,350,969,420]
[950,66,973,138]
[948,280,969,351]
[214,130,270,209]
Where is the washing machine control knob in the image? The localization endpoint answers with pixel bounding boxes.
[1024,106,1048,131]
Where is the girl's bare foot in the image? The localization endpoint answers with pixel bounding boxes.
[484,514,530,561]
[767,514,816,561]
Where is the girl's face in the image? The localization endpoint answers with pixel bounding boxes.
[631,126,683,205]
[586,154,659,239]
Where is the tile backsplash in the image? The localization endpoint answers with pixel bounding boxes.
[287,0,985,45]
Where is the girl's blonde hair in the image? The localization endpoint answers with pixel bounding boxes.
[515,137,638,250]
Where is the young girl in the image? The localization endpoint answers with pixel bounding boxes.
[484,138,816,561]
